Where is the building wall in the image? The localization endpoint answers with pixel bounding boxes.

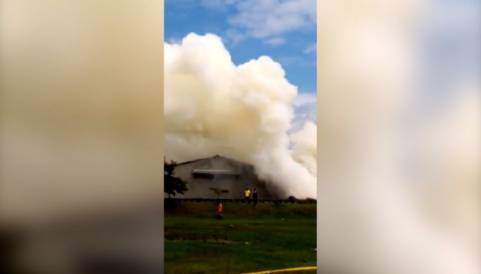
[172,156,274,199]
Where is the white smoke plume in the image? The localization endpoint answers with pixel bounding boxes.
[290,121,316,176]
[164,33,316,198]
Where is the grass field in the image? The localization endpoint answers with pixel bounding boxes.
[164,201,316,274]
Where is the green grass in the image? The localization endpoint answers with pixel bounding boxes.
[165,201,316,274]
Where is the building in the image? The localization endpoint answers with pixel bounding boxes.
[171,155,277,200]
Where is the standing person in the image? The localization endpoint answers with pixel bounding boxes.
[244,187,251,203]
[216,200,224,219]
[252,188,258,207]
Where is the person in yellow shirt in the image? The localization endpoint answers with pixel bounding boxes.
[244,187,251,203]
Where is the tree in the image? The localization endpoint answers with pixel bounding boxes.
[164,160,187,198]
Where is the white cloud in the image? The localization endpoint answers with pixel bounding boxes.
[200,0,238,10]
[293,92,317,107]
[303,43,316,54]
[196,0,316,45]
[225,28,246,44]
[228,0,315,42]
[290,93,317,133]
[265,37,286,46]
[278,55,315,68]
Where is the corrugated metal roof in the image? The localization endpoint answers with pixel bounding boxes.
[173,155,253,168]
[192,169,240,175]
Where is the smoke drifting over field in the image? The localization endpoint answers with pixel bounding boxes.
[164,33,316,198]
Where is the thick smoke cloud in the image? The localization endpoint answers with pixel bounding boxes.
[291,121,316,176]
[164,33,316,198]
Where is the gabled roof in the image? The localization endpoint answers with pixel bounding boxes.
[173,154,253,168]
[192,169,241,176]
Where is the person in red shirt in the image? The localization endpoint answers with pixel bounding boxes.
[216,200,224,219]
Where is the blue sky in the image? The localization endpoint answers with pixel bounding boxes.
[165,0,316,94]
